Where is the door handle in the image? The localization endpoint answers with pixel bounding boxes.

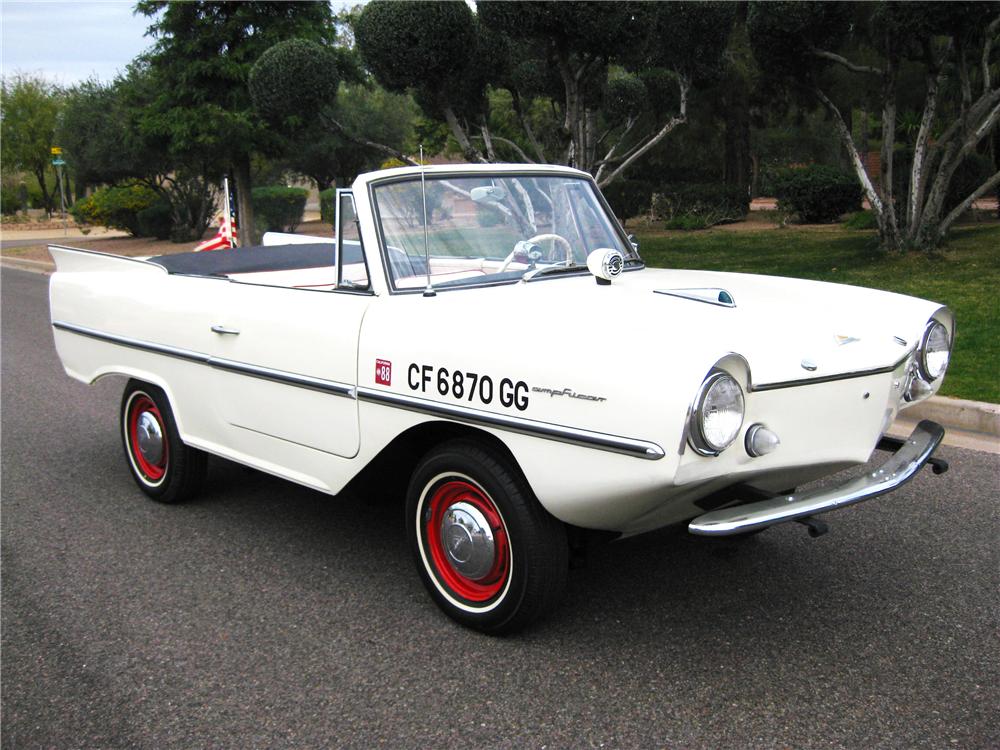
[211,325,240,335]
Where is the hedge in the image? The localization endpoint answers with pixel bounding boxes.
[772,165,862,223]
[251,186,308,233]
[320,188,336,224]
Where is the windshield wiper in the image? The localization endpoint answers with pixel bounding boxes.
[522,264,588,282]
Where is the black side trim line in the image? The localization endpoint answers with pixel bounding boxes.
[53,321,664,460]
[52,321,354,398]
[357,387,665,460]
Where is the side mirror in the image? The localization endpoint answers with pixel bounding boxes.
[471,185,507,204]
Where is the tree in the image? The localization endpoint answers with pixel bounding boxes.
[748,2,1000,251]
[281,83,419,189]
[350,0,734,187]
[56,67,220,241]
[1,74,62,212]
[135,1,336,244]
[250,37,423,170]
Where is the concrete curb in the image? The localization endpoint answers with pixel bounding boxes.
[2,256,54,274]
[899,396,1000,437]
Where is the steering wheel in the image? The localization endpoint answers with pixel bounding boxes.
[497,233,573,274]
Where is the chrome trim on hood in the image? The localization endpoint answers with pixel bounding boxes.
[750,349,915,392]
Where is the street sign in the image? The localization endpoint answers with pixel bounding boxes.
[50,146,63,155]
[52,157,66,166]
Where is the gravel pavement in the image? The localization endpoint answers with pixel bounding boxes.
[2,267,998,749]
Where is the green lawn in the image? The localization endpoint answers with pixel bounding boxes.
[634,223,1000,403]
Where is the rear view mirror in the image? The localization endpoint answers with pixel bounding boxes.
[471,185,507,204]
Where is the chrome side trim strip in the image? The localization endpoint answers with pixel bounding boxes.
[54,320,663,459]
[210,358,355,398]
[52,321,355,399]
[688,419,945,536]
[750,351,913,392]
[53,321,209,364]
[357,387,665,460]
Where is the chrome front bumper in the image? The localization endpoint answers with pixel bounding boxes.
[688,420,946,536]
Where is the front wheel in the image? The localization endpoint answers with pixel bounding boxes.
[121,380,206,503]
[406,439,568,634]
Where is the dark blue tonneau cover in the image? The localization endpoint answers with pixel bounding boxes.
[149,242,360,277]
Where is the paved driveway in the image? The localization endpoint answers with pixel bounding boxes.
[3,268,998,749]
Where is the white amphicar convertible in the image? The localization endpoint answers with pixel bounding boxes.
[49,164,953,633]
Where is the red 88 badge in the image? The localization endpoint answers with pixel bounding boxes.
[375,359,392,386]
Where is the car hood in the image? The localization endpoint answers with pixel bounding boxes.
[514,266,947,388]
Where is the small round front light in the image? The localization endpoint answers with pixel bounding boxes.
[690,372,745,455]
[919,320,950,381]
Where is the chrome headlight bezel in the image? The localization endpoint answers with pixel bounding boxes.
[917,319,951,382]
[689,371,746,456]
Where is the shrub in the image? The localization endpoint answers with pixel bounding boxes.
[70,184,161,235]
[665,214,711,231]
[652,182,749,229]
[320,188,336,224]
[251,186,308,233]
[136,201,173,240]
[602,179,654,224]
[1,188,23,215]
[772,165,862,223]
[843,210,877,230]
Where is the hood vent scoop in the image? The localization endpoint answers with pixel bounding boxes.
[654,288,736,308]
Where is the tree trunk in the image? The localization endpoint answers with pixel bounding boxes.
[723,90,751,195]
[33,168,53,215]
[814,86,897,249]
[442,107,487,163]
[233,154,255,247]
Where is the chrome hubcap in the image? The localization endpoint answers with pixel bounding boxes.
[440,501,495,580]
[136,411,164,465]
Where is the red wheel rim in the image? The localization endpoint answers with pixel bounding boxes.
[424,480,510,603]
[128,394,168,481]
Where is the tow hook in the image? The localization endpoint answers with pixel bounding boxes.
[796,516,829,538]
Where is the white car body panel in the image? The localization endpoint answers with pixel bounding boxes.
[48,165,953,536]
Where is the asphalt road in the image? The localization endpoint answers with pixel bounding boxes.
[2,267,998,749]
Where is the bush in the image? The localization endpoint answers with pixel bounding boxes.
[602,179,654,224]
[320,188,336,224]
[136,201,173,240]
[843,210,877,230]
[251,186,308,233]
[652,182,749,229]
[70,184,161,236]
[1,187,23,215]
[772,165,862,223]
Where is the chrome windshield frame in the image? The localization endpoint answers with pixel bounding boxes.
[366,169,644,295]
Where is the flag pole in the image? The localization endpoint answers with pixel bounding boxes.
[223,177,235,248]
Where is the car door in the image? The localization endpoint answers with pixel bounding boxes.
[209,191,372,461]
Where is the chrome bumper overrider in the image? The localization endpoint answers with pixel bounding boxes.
[688,420,946,536]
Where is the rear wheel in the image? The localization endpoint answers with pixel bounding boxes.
[406,439,567,634]
[121,380,206,503]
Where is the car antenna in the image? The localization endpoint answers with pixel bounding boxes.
[420,145,435,298]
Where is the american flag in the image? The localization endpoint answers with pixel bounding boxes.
[194,178,238,252]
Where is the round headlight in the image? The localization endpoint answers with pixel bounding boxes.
[690,372,745,455]
[919,320,950,381]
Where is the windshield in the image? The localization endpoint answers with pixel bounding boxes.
[372,174,638,290]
